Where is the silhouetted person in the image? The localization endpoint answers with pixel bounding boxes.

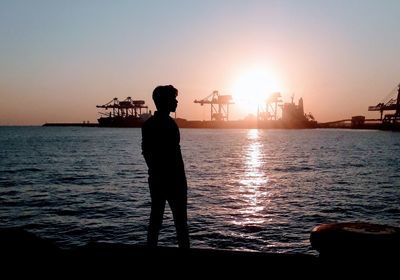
[141,85,190,248]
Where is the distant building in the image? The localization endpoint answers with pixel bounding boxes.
[351,116,365,128]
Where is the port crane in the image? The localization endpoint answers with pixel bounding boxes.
[194,90,234,121]
[96,97,148,118]
[368,84,400,123]
[258,92,283,121]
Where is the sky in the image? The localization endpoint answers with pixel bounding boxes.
[1,0,400,125]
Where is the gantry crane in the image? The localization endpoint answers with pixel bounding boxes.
[194,90,234,121]
[368,83,400,123]
[258,92,283,121]
[96,97,148,118]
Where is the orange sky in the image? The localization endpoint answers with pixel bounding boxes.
[1,1,400,125]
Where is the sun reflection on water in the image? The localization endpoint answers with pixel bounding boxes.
[233,129,270,226]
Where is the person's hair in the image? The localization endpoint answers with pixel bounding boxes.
[152,85,178,110]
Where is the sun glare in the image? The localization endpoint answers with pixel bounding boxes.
[231,68,281,116]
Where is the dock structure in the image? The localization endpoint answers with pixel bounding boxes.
[257,92,283,121]
[368,83,400,125]
[257,95,317,128]
[192,90,317,128]
[96,97,149,119]
[318,83,400,130]
[194,90,234,121]
[317,118,382,129]
[95,97,151,127]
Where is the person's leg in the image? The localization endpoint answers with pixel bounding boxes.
[168,192,189,249]
[147,191,166,247]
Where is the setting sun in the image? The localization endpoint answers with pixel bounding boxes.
[231,67,281,116]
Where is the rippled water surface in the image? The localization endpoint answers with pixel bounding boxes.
[1,127,399,254]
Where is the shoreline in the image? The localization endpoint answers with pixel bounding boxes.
[40,121,398,130]
[39,119,394,131]
[1,226,398,275]
[0,227,317,273]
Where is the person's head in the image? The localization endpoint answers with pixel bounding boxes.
[152,85,178,113]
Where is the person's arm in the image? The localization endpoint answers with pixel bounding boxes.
[141,125,153,169]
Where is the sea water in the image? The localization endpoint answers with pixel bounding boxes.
[0,126,399,254]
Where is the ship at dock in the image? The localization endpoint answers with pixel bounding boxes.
[176,90,317,129]
[96,97,151,127]
[45,84,399,130]
[96,91,317,129]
